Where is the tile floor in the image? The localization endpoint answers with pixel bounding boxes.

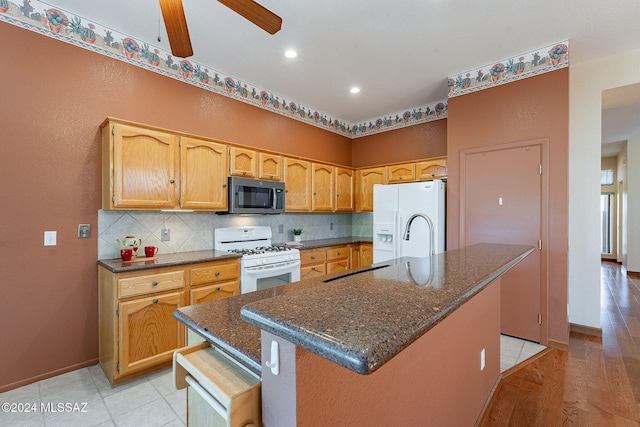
[1,335,544,426]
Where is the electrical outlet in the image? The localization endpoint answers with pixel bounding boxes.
[330,222,334,231]
[278,224,284,234]
[78,224,90,238]
[161,228,170,241]
[480,348,486,371]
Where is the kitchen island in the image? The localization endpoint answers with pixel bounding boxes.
[174,243,533,426]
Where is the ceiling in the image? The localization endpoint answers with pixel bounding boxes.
[42,0,640,150]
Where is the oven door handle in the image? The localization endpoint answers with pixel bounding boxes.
[244,260,301,276]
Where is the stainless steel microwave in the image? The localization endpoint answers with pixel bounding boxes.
[227,177,285,214]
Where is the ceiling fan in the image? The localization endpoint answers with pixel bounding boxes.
[159,0,282,58]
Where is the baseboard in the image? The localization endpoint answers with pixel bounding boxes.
[0,358,99,393]
[547,339,569,351]
[569,322,602,338]
[627,271,640,279]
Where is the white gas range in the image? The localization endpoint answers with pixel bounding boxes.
[214,226,301,294]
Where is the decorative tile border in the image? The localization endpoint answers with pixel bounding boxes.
[0,0,446,138]
[447,40,569,98]
[0,1,567,138]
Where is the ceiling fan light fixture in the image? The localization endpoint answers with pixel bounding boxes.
[284,49,297,59]
[350,87,361,94]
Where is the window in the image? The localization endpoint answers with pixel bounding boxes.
[601,193,614,254]
[601,169,613,186]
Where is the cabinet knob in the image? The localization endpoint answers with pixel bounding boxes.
[215,271,220,276]
[311,256,315,260]
[153,299,158,304]
[243,171,247,175]
[222,184,227,188]
[215,287,221,291]
[170,179,175,184]
[152,281,158,287]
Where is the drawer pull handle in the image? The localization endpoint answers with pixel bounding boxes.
[311,256,315,260]
[153,299,158,304]
[152,281,158,287]
[215,271,221,277]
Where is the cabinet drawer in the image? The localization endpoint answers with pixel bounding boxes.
[301,264,326,280]
[301,249,327,266]
[326,246,349,261]
[190,281,239,305]
[118,270,185,299]
[327,260,349,274]
[191,262,239,286]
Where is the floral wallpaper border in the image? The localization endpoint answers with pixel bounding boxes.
[0,0,447,138]
[0,1,568,138]
[447,40,569,98]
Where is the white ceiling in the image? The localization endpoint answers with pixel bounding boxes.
[43,0,640,151]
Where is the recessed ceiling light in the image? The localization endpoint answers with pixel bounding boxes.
[284,50,297,59]
[350,87,361,94]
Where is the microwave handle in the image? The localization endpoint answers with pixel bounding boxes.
[272,189,277,210]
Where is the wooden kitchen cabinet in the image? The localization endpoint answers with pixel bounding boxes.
[284,157,312,211]
[258,152,283,181]
[180,136,228,210]
[359,243,373,266]
[335,167,354,212]
[229,146,257,178]
[102,119,229,211]
[350,243,373,269]
[387,162,416,183]
[118,291,186,377]
[99,265,187,386]
[102,121,179,209]
[312,163,335,212]
[355,167,386,212]
[300,249,327,280]
[416,157,447,180]
[99,258,240,386]
[326,245,350,274]
[189,260,240,304]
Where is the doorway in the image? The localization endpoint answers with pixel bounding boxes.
[460,139,548,344]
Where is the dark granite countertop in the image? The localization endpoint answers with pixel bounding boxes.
[240,243,533,375]
[174,243,532,377]
[97,250,241,273]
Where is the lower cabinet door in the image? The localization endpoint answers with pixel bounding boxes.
[118,291,185,377]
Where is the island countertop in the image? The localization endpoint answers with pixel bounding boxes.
[174,243,533,376]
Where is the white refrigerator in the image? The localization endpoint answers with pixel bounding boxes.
[373,180,445,263]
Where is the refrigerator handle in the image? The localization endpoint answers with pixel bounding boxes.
[395,209,403,258]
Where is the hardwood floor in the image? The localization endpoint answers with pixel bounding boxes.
[479,261,640,426]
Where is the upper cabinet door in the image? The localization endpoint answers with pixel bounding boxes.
[284,157,311,211]
[312,163,335,212]
[111,123,179,209]
[355,167,386,212]
[229,147,256,178]
[258,152,283,181]
[387,163,416,183]
[180,137,228,210]
[335,167,354,212]
[416,158,447,180]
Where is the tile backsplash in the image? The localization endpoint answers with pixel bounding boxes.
[98,210,373,259]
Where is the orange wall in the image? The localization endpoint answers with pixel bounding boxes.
[0,23,353,391]
[351,118,447,167]
[293,280,501,426]
[446,69,569,344]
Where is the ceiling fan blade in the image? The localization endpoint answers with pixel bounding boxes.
[217,0,282,34]
[159,0,194,58]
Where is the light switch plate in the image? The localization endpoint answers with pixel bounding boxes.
[44,231,57,246]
